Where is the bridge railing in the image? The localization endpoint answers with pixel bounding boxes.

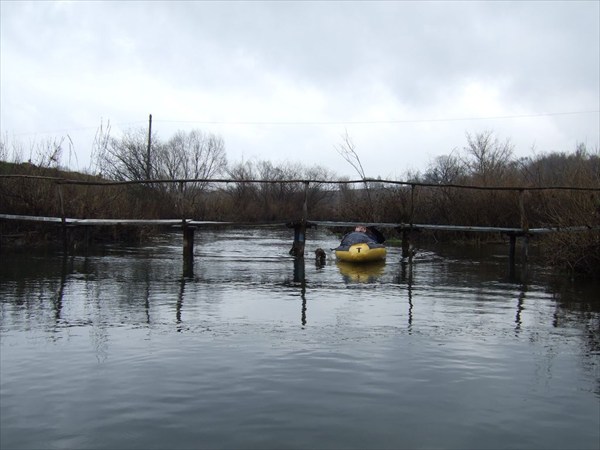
[2,173,598,229]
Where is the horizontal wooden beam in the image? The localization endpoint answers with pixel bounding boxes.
[309,220,524,233]
[309,220,599,235]
[0,214,65,223]
[0,214,185,226]
[1,214,597,235]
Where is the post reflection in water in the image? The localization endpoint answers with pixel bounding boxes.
[53,253,68,322]
[515,288,526,334]
[293,257,307,327]
[144,267,151,325]
[183,255,194,279]
[176,275,186,328]
[397,261,414,330]
[292,256,418,330]
[504,258,530,335]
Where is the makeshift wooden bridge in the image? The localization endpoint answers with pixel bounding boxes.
[1,175,598,276]
[0,215,595,274]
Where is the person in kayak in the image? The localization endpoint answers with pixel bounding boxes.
[336,225,385,249]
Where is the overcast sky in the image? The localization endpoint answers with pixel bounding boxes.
[1,1,598,179]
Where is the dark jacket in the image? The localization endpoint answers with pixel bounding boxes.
[335,230,385,251]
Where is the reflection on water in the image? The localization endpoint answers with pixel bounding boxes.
[1,229,599,450]
[337,260,386,284]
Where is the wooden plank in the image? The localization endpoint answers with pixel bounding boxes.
[311,220,599,234]
[188,220,290,228]
[73,219,185,226]
[0,214,185,226]
[528,226,598,234]
[414,224,522,233]
[310,220,523,233]
[2,214,597,234]
[309,220,400,229]
[0,214,64,223]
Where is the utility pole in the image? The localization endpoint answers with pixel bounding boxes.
[146,113,152,180]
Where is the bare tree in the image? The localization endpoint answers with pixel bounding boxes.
[254,160,305,220]
[225,159,259,220]
[0,136,7,162]
[91,119,112,175]
[159,130,226,181]
[93,126,227,218]
[95,127,160,182]
[226,159,257,200]
[336,130,368,180]
[419,151,469,223]
[0,134,25,164]
[463,130,514,185]
[335,130,375,220]
[303,164,337,218]
[159,129,227,216]
[423,151,466,185]
[95,127,226,182]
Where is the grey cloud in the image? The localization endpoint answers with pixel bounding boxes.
[1,1,597,175]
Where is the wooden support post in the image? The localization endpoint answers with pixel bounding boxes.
[289,184,309,257]
[509,233,516,271]
[401,228,411,260]
[289,221,307,257]
[183,222,195,277]
[518,190,530,263]
[183,226,194,258]
[509,234,516,265]
[293,255,306,283]
[57,183,68,251]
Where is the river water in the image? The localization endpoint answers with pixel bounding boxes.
[1,228,598,450]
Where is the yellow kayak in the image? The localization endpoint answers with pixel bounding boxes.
[335,242,387,263]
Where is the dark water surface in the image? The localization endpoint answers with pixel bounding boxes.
[1,228,598,450]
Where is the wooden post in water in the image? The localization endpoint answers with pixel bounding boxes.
[182,220,195,277]
[57,183,68,251]
[294,256,306,283]
[508,233,517,269]
[400,184,416,262]
[292,185,308,324]
[289,221,307,257]
[289,182,310,257]
[401,228,411,260]
[518,189,529,262]
[522,234,530,262]
[508,190,529,274]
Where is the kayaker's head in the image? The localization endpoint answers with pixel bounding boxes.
[355,225,367,233]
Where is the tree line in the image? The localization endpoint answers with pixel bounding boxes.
[1,127,598,276]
